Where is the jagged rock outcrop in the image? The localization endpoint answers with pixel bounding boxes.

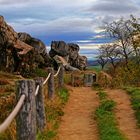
[49,41,87,70]
[0,16,35,74]
[53,55,80,71]
[68,43,79,60]
[18,32,52,67]
[0,16,50,76]
[49,41,69,57]
[68,43,87,70]
[74,55,87,70]
[0,15,87,75]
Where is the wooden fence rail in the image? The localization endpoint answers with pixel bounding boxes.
[0,65,64,140]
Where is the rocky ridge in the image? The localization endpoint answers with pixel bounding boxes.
[0,15,87,76]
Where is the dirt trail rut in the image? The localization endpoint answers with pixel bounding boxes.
[106,89,140,140]
[58,87,99,140]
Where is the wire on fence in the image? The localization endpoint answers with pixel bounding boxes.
[54,66,61,77]
[43,73,51,85]
[35,85,40,96]
[0,94,26,133]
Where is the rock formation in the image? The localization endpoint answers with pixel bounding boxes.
[0,15,87,76]
[18,32,52,67]
[0,16,34,75]
[53,55,80,71]
[0,16,51,76]
[49,41,87,70]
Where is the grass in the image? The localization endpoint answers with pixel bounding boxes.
[33,68,49,77]
[97,91,108,100]
[0,71,69,140]
[124,87,140,128]
[95,91,127,140]
[0,72,22,140]
[58,88,69,104]
[88,65,101,73]
[37,86,69,140]
[64,73,71,85]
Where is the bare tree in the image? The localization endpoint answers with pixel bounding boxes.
[129,15,140,60]
[100,44,120,72]
[97,47,108,70]
[104,18,135,70]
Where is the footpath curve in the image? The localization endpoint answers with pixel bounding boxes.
[58,87,99,140]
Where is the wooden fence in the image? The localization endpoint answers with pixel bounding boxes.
[0,65,64,140]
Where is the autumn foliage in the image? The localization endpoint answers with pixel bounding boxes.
[97,16,140,87]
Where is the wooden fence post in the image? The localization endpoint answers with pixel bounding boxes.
[71,73,74,86]
[35,78,46,132]
[58,65,64,88]
[84,74,94,87]
[48,67,55,99]
[16,80,36,140]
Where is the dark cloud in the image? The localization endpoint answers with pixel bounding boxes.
[89,0,139,14]
[0,0,33,5]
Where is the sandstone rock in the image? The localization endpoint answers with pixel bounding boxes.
[77,55,87,70]
[0,16,39,76]
[53,55,80,71]
[0,16,53,76]
[49,41,87,71]
[69,55,87,70]
[49,41,69,57]
[68,43,79,60]
[18,32,52,67]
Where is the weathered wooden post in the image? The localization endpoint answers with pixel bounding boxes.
[35,78,46,132]
[71,73,74,86]
[93,73,96,82]
[16,80,36,140]
[84,74,94,87]
[48,67,55,99]
[58,65,64,88]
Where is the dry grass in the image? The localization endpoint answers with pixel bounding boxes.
[0,72,23,140]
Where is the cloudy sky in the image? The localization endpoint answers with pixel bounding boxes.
[0,0,140,60]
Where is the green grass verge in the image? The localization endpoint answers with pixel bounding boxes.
[58,88,69,104]
[124,87,140,128]
[95,91,127,140]
[88,65,101,73]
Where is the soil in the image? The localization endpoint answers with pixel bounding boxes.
[106,89,140,140]
[57,87,140,140]
[57,87,99,140]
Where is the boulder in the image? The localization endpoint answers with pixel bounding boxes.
[49,41,69,57]
[53,55,80,71]
[18,32,52,67]
[68,43,79,60]
[69,55,87,70]
[49,41,87,71]
[77,55,87,70]
[0,15,35,74]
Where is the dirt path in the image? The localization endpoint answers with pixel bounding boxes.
[57,87,99,140]
[106,89,140,140]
